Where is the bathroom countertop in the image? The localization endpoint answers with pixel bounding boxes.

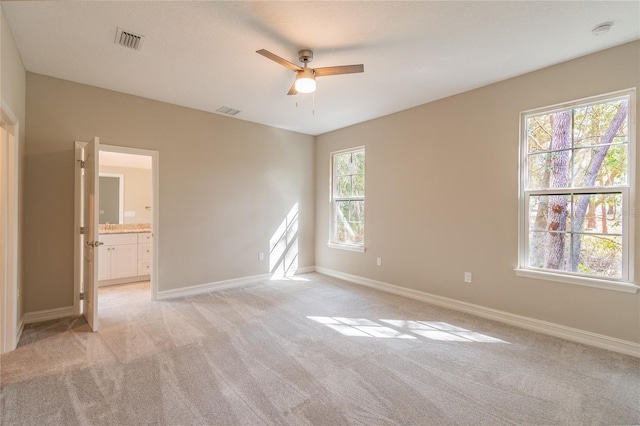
[99,223,152,234]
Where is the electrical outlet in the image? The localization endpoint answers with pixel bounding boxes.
[464,272,472,283]
[259,252,265,261]
[377,257,382,266]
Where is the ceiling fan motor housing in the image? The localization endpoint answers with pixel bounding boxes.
[299,49,313,64]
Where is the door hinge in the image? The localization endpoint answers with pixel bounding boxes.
[80,227,85,234]
[79,292,85,300]
[80,160,85,169]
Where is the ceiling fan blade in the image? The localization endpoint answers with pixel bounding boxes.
[313,64,364,77]
[256,49,303,72]
[287,80,298,96]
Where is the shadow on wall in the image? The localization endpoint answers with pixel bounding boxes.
[270,203,299,280]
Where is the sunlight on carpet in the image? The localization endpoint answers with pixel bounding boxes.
[307,316,508,342]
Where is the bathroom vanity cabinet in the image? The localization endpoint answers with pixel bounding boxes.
[98,232,151,286]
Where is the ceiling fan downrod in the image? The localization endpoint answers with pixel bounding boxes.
[298,49,313,64]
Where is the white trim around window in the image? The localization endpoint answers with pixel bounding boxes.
[328,146,365,252]
[516,88,638,294]
[327,242,366,253]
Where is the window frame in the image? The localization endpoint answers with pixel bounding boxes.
[516,89,639,294]
[328,146,366,252]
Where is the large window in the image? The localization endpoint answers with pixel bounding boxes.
[330,147,365,251]
[518,90,636,291]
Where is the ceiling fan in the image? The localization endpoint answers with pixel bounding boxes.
[256,49,364,95]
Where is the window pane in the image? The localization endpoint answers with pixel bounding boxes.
[613,116,629,144]
[575,234,622,278]
[528,231,570,272]
[336,201,349,222]
[335,200,364,246]
[348,221,364,245]
[352,151,365,174]
[349,200,364,223]
[572,145,627,187]
[529,194,571,232]
[529,196,548,231]
[528,151,571,190]
[527,152,549,190]
[573,100,628,147]
[335,153,351,176]
[336,176,352,197]
[528,231,546,269]
[527,114,553,153]
[572,193,622,234]
[335,221,348,244]
[353,174,365,196]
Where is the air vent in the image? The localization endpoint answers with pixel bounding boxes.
[115,28,145,51]
[216,106,242,116]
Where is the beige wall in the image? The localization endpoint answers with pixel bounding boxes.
[24,73,315,312]
[99,165,152,225]
[1,7,26,320]
[315,41,640,343]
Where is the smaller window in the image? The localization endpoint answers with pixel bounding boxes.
[330,147,365,250]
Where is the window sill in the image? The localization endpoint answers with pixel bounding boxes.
[327,242,366,253]
[514,268,639,294]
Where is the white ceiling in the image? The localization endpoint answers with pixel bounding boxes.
[3,1,639,136]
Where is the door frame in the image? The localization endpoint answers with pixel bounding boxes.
[74,143,159,314]
[0,102,20,353]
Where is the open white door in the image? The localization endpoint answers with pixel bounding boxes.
[77,137,100,331]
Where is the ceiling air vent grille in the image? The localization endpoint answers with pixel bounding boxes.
[115,28,145,51]
[216,106,242,116]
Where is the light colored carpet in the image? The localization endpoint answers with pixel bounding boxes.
[1,273,638,425]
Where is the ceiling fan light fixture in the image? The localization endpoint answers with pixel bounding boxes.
[295,68,316,94]
[256,48,363,96]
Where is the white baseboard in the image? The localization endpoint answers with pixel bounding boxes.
[315,266,640,358]
[157,273,273,300]
[157,266,317,301]
[294,266,315,274]
[23,306,76,325]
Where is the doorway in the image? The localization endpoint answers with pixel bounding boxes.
[74,141,159,331]
[97,145,158,315]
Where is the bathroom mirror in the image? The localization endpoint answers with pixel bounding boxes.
[99,174,124,224]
